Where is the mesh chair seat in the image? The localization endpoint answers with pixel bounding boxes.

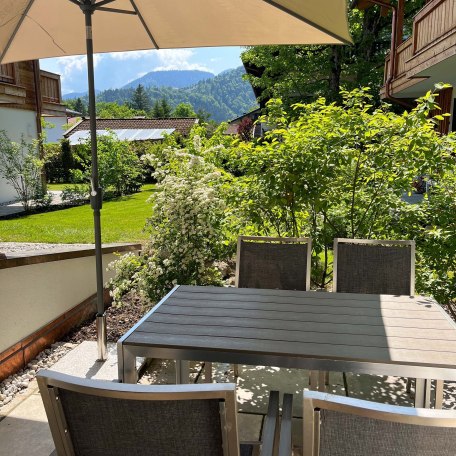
[333,239,415,295]
[303,391,456,456]
[236,236,311,291]
[38,371,289,456]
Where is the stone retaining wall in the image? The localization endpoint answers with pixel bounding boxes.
[0,243,141,381]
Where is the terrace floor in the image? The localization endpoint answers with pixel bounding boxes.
[1,341,456,455]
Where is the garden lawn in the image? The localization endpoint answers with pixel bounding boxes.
[0,185,156,244]
[47,183,79,191]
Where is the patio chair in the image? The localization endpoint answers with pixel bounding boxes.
[332,238,415,295]
[302,390,456,456]
[332,238,415,396]
[208,236,312,380]
[236,235,312,291]
[37,370,291,456]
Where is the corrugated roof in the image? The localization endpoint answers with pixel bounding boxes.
[67,128,175,145]
[64,117,198,138]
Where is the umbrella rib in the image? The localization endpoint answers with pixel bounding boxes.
[129,0,160,49]
[94,0,117,7]
[0,0,35,63]
[259,0,352,45]
[97,7,137,15]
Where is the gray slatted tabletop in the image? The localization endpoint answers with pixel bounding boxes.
[117,285,456,406]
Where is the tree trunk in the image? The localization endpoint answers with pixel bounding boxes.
[329,45,342,102]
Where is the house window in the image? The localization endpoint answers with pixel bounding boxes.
[0,63,15,84]
[40,74,61,103]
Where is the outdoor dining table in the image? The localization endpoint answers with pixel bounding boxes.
[117,285,456,408]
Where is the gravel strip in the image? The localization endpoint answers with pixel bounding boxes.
[0,242,94,255]
[0,342,77,410]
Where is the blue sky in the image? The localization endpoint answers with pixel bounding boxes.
[40,47,244,95]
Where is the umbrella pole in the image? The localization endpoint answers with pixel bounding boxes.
[82,3,107,361]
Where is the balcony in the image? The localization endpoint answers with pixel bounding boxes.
[381,0,456,99]
[0,63,26,104]
[0,62,65,115]
[40,70,66,116]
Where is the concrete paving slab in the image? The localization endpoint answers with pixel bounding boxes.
[0,387,54,456]
[3,343,455,456]
[0,191,64,219]
[49,341,120,381]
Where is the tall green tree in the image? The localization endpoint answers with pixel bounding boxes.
[151,98,172,118]
[172,102,196,117]
[96,101,145,119]
[73,97,87,116]
[130,84,151,111]
[242,1,425,107]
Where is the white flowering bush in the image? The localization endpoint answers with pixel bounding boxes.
[109,138,230,305]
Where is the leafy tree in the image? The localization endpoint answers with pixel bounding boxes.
[74,97,87,116]
[130,84,151,111]
[237,117,253,141]
[151,98,172,118]
[224,88,455,290]
[172,102,196,117]
[242,1,426,107]
[196,108,212,123]
[78,132,143,196]
[96,101,145,119]
[0,131,44,212]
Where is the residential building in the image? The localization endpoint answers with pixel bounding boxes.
[0,60,66,204]
[63,117,199,145]
[380,0,456,133]
[226,108,264,138]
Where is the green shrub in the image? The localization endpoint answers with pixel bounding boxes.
[109,139,230,305]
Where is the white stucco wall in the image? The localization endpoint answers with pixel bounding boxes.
[0,250,137,354]
[44,116,67,143]
[0,108,38,204]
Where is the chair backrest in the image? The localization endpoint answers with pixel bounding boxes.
[303,390,456,456]
[37,370,239,456]
[333,238,415,295]
[236,236,312,291]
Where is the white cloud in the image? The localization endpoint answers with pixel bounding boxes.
[109,49,156,60]
[52,54,103,79]
[154,49,212,72]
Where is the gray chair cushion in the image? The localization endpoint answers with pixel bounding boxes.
[336,243,412,295]
[238,241,308,290]
[319,409,456,456]
[59,389,224,456]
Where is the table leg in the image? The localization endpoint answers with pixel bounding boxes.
[119,346,137,384]
[309,371,325,392]
[176,360,189,384]
[435,380,444,409]
[205,362,213,383]
[415,379,432,408]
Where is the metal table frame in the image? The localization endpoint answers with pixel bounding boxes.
[118,286,456,408]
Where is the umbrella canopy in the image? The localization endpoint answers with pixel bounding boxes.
[0,0,351,362]
[0,0,351,63]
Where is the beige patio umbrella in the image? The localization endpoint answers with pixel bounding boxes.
[0,0,351,361]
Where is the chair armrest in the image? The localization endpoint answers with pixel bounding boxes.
[278,393,293,456]
[260,390,280,456]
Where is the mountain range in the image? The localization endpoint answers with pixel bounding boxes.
[122,69,214,89]
[63,67,257,122]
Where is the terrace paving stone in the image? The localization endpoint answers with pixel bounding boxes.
[2,341,456,455]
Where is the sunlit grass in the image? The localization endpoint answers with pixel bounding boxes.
[0,185,156,244]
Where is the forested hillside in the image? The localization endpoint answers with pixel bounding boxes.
[122,70,214,89]
[66,67,257,122]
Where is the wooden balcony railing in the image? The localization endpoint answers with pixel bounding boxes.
[414,0,456,54]
[40,71,61,104]
[388,0,456,83]
[0,63,16,84]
